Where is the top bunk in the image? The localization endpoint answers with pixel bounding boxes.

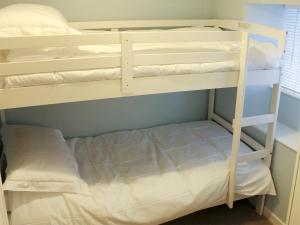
[0,5,286,110]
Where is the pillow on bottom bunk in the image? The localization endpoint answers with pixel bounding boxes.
[1,125,89,195]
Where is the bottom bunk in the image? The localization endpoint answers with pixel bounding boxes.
[2,121,275,225]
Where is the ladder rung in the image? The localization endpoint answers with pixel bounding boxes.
[238,149,271,163]
[241,114,275,127]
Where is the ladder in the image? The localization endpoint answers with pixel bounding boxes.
[208,30,286,214]
[227,31,282,212]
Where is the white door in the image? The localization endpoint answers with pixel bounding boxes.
[290,159,300,225]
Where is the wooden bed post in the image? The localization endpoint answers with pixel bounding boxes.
[256,83,282,215]
[0,110,6,126]
[256,32,286,215]
[0,173,9,225]
[227,31,250,208]
[208,89,215,121]
[0,109,8,225]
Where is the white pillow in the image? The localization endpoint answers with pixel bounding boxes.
[2,125,89,195]
[0,4,79,37]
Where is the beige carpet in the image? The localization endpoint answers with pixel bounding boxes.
[163,200,272,225]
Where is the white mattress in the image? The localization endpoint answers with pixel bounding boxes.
[7,121,275,225]
[2,36,281,88]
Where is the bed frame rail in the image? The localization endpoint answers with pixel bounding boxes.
[69,19,219,30]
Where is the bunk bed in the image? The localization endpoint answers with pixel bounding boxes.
[0,4,286,225]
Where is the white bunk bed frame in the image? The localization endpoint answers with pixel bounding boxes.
[0,19,286,225]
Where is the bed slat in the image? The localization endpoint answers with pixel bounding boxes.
[0,33,121,50]
[69,19,218,30]
[0,56,121,76]
[134,52,239,66]
[238,149,271,163]
[130,31,241,43]
[240,114,275,127]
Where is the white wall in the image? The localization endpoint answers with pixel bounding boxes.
[0,0,213,21]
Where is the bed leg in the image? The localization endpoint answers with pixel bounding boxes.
[0,110,6,126]
[255,83,281,216]
[0,174,9,225]
[256,195,266,216]
[208,89,215,121]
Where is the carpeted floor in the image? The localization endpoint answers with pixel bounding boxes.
[163,200,272,225]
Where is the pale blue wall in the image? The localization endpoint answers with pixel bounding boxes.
[279,94,300,131]
[6,92,208,138]
[215,86,272,121]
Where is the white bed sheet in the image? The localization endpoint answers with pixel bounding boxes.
[7,121,275,225]
[2,37,281,88]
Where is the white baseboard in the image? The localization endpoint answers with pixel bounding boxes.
[263,207,286,225]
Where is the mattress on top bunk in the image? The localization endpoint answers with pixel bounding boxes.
[1,34,282,89]
[7,121,275,225]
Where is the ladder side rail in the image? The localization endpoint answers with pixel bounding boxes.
[227,31,250,208]
[256,83,282,215]
[256,32,286,215]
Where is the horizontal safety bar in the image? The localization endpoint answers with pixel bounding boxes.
[133,72,238,94]
[68,19,286,43]
[238,149,271,163]
[129,31,242,43]
[240,114,275,127]
[0,33,121,50]
[69,19,218,30]
[0,56,121,76]
[134,52,239,66]
[0,30,241,50]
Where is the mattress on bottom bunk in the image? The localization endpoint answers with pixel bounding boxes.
[7,121,275,225]
[1,39,281,89]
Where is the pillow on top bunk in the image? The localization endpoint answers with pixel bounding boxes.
[1,125,89,195]
[0,4,79,37]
